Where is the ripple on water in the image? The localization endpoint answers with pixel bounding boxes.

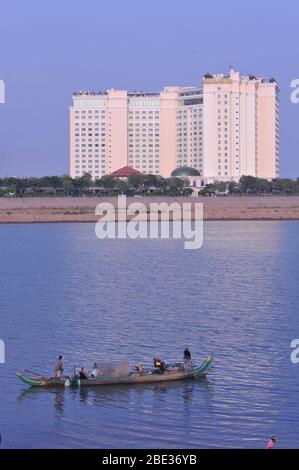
[1,221,299,448]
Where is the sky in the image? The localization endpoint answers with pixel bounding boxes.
[0,0,299,178]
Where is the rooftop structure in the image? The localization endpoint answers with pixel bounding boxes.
[110,166,141,177]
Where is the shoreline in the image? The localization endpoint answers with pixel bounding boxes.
[1,217,299,225]
[1,196,299,224]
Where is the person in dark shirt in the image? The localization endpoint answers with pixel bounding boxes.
[183,348,191,370]
[55,355,63,379]
[79,367,88,380]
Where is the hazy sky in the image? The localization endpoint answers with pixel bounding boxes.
[0,0,299,177]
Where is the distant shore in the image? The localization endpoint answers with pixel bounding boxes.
[1,196,299,224]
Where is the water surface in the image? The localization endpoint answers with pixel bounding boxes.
[0,221,299,448]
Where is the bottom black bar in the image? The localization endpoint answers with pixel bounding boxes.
[0,449,298,465]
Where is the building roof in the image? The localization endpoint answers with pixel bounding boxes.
[171,166,201,177]
[110,166,141,177]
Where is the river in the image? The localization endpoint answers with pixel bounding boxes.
[0,221,298,448]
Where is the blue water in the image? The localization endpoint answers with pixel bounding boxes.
[0,221,299,448]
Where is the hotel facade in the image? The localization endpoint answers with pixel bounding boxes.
[70,70,279,181]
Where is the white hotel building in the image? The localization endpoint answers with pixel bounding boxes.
[70,70,279,181]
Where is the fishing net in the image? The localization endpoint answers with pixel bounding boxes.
[95,360,130,378]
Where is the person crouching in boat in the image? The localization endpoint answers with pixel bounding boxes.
[153,358,166,373]
[183,348,191,370]
[79,367,89,380]
[135,362,145,375]
[91,363,99,378]
[55,355,63,379]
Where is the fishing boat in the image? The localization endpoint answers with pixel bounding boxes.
[16,354,214,388]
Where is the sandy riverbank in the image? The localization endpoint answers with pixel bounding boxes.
[1,196,299,224]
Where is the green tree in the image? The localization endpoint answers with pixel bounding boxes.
[96,175,116,191]
[73,173,93,191]
[61,175,74,196]
[143,174,159,187]
[215,181,227,192]
[114,178,129,194]
[162,177,188,196]
[39,176,62,188]
[228,181,238,194]
[239,175,258,194]
[127,173,145,189]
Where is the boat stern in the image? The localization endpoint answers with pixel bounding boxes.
[16,371,45,387]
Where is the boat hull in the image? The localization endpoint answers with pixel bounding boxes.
[16,355,214,388]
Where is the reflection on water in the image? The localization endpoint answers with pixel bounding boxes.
[16,377,212,415]
[1,221,299,448]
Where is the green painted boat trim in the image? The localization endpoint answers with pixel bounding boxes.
[16,371,48,387]
[16,354,215,388]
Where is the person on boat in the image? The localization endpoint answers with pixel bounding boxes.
[158,361,166,374]
[153,358,161,368]
[135,362,144,374]
[79,367,89,380]
[91,363,99,378]
[266,435,277,449]
[55,355,63,379]
[183,348,191,370]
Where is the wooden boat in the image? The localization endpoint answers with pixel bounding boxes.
[16,354,214,388]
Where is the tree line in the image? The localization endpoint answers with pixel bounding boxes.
[0,173,193,197]
[1,173,299,198]
[201,176,299,196]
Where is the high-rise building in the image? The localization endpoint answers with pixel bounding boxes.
[70,70,279,181]
[70,87,203,179]
[203,69,279,179]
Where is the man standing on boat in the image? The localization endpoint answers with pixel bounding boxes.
[183,348,192,370]
[54,355,63,379]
